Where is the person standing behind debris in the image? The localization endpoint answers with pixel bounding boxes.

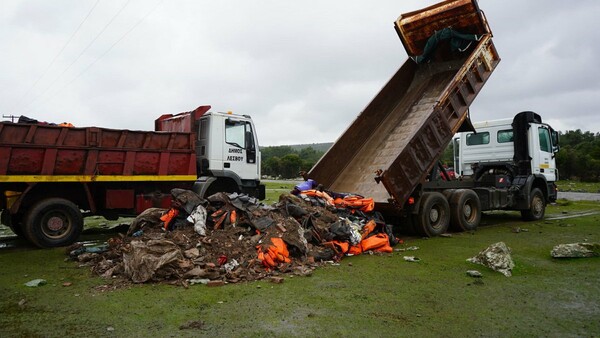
[291,171,319,195]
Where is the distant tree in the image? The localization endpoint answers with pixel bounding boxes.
[280,154,303,179]
[261,145,325,178]
[263,156,281,177]
[556,129,600,182]
[441,141,455,167]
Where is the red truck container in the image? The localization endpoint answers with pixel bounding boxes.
[0,106,211,247]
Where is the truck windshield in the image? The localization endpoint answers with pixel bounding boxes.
[225,119,246,148]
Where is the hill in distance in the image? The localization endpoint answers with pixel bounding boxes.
[261,142,333,153]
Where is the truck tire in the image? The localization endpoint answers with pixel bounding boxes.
[415,192,450,237]
[521,188,545,221]
[449,189,481,231]
[24,198,83,248]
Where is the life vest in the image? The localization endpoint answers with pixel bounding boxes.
[160,208,179,230]
[300,190,334,206]
[361,219,377,239]
[360,233,389,252]
[257,237,291,269]
[323,240,350,255]
[348,245,363,255]
[333,196,375,213]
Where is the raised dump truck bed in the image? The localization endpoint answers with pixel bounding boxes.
[309,0,500,209]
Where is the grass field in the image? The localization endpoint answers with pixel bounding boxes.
[557,179,600,193]
[1,193,599,337]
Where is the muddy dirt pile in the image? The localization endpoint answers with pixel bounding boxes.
[67,190,398,286]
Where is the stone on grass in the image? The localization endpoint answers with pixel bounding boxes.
[467,242,514,277]
[551,243,600,258]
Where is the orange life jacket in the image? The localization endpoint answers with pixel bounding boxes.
[374,243,393,253]
[323,240,350,255]
[333,196,375,213]
[348,245,363,255]
[160,208,179,230]
[257,237,291,269]
[361,219,377,239]
[360,233,389,252]
[301,190,334,205]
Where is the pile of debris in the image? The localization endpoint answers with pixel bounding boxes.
[67,188,399,286]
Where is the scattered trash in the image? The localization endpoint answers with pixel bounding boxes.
[68,189,401,285]
[68,243,109,257]
[551,243,600,258]
[403,256,421,262]
[179,320,205,330]
[18,299,27,309]
[467,242,514,277]
[189,279,210,285]
[440,233,452,238]
[62,282,73,287]
[270,277,285,284]
[24,279,47,287]
[466,270,482,278]
[395,246,419,252]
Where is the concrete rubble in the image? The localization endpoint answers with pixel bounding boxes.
[551,243,600,258]
[467,241,515,277]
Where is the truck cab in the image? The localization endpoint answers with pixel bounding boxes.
[194,112,265,199]
[456,111,560,185]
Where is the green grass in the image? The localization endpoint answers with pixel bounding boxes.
[263,181,296,204]
[557,179,600,193]
[1,201,599,337]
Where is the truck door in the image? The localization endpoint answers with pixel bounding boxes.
[224,118,260,180]
[532,126,557,182]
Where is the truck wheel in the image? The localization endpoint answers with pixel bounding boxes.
[521,188,545,221]
[442,189,457,201]
[415,192,450,237]
[24,198,83,248]
[449,189,481,231]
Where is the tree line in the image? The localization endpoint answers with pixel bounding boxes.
[263,129,600,181]
[555,129,600,182]
[261,146,325,179]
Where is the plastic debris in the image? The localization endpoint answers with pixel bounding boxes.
[403,256,421,262]
[466,270,482,278]
[24,279,47,287]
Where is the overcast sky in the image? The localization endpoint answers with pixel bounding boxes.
[1,0,599,146]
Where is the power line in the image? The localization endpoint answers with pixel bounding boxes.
[29,0,165,112]
[10,0,101,112]
[22,0,133,113]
